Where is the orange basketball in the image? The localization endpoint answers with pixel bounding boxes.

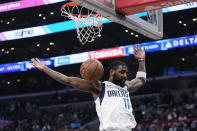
[80,59,104,82]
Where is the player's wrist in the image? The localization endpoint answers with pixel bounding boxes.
[138,58,145,62]
[41,66,48,71]
[136,71,146,80]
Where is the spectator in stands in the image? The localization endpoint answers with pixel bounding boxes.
[169,124,177,131]
[41,123,52,131]
[1,83,197,131]
[32,121,41,131]
[178,113,187,121]
[167,109,177,120]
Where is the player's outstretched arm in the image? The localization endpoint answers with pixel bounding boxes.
[31,58,98,93]
[126,44,146,93]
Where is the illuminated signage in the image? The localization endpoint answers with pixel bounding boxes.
[2,27,48,41]
[0,0,196,14]
[89,47,124,60]
[69,52,89,64]
[6,64,21,71]
[0,0,65,13]
[54,52,89,67]
[24,59,54,70]
[0,66,4,72]
[0,2,196,42]
[162,35,197,50]
[0,35,196,74]
[0,63,24,73]
[124,41,162,56]
[54,56,70,67]
[0,20,111,42]
[15,30,34,37]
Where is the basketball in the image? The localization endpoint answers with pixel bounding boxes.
[80,59,104,82]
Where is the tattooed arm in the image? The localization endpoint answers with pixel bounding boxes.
[125,44,146,93]
[31,58,100,93]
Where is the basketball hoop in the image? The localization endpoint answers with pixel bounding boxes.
[61,2,104,45]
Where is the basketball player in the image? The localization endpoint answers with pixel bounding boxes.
[31,44,146,131]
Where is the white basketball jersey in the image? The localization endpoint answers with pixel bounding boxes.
[95,81,137,131]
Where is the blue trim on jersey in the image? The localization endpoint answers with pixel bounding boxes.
[99,82,105,105]
[127,99,130,109]
[125,84,129,91]
[124,98,127,109]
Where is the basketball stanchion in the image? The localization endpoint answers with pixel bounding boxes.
[61,0,195,44]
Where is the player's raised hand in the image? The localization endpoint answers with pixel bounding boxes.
[31,58,47,70]
[132,44,145,60]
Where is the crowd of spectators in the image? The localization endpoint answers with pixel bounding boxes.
[0,87,197,131]
[1,100,96,131]
[132,88,197,131]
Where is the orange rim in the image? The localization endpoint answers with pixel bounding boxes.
[64,2,80,7]
[72,14,101,18]
[61,2,80,11]
[61,2,102,18]
[61,12,102,18]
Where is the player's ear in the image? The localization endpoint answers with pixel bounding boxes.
[109,69,115,76]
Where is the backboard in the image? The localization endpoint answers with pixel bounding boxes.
[71,0,163,40]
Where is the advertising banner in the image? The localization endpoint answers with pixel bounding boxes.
[162,35,197,50]
[89,47,125,60]
[124,41,162,56]
[69,52,89,64]
[24,58,54,71]
[54,56,70,67]
[2,26,46,41]
[0,20,111,42]
[0,63,24,73]
[0,0,65,13]
[0,59,54,73]
[0,35,196,74]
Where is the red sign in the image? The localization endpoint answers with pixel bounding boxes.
[89,47,124,60]
[115,0,196,15]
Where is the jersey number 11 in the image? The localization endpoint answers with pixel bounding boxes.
[123,98,130,110]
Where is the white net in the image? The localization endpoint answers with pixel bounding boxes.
[61,2,104,45]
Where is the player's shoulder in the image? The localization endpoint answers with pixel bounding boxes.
[101,81,115,86]
[125,80,130,84]
[125,80,130,86]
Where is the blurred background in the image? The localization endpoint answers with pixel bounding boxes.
[0,0,197,131]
